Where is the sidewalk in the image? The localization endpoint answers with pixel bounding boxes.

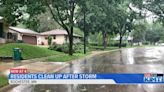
[0,50,119,92]
[0,50,118,76]
[0,54,66,76]
[0,56,69,92]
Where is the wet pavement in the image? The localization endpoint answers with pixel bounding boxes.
[7,47,164,92]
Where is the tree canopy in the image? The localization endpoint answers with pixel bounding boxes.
[0,0,164,54]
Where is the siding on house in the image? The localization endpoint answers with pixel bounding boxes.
[0,17,4,39]
[40,29,82,45]
[8,27,39,45]
[6,27,82,45]
[38,35,66,45]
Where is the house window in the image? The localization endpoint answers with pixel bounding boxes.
[53,35,56,39]
[45,37,48,39]
[0,22,3,37]
[7,32,12,39]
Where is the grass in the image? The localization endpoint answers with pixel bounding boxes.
[0,43,61,59]
[47,53,89,62]
[0,76,8,88]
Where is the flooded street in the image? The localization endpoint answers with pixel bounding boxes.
[10,47,164,92]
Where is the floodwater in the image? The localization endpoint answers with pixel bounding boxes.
[9,47,164,92]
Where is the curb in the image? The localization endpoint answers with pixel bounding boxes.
[0,85,18,92]
[0,49,120,92]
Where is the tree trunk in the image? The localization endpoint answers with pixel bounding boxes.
[68,1,75,56]
[119,36,123,48]
[83,10,86,54]
[68,30,73,56]
[102,31,107,50]
[84,32,86,54]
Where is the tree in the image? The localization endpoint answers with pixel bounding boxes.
[132,21,147,44]
[143,0,164,25]
[43,0,77,55]
[145,29,160,44]
[113,2,135,48]
[76,0,89,54]
[85,0,136,48]
[77,0,117,49]
[37,11,61,32]
[0,0,45,28]
[145,22,164,44]
[0,0,23,26]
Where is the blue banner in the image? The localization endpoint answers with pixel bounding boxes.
[8,73,164,84]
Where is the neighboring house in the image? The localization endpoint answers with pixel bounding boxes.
[7,27,39,45]
[0,16,5,44]
[39,29,82,45]
[113,36,133,42]
[6,27,82,45]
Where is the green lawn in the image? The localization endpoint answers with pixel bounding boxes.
[0,43,60,59]
[47,53,88,62]
[0,76,8,87]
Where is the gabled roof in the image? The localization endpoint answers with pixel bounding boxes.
[41,29,67,35]
[9,27,38,35]
[41,29,82,37]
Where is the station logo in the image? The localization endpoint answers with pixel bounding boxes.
[144,73,164,83]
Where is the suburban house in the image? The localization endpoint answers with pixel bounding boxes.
[113,35,133,42]
[7,27,39,45]
[0,16,5,44]
[6,27,82,45]
[39,29,82,45]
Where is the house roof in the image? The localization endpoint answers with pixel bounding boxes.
[41,29,82,37]
[9,27,38,35]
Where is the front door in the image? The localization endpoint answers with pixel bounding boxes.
[0,22,3,38]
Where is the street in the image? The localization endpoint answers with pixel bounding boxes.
[9,47,164,92]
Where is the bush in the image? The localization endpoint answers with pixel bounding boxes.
[74,43,84,53]
[143,41,149,45]
[110,42,127,47]
[89,42,99,46]
[49,43,70,53]
[49,44,62,52]
[62,44,69,53]
[48,36,52,45]
[49,43,89,53]
[16,40,23,43]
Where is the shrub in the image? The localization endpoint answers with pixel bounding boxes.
[16,40,23,43]
[49,43,70,53]
[49,44,62,52]
[110,42,127,47]
[62,43,69,53]
[143,41,149,45]
[49,43,89,53]
[48,36,52,45]
[74,43,84,53]
[89,42,99,46]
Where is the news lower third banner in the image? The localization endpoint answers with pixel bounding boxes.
[8,68,164,84]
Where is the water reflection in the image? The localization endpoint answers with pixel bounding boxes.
[126,48,135,64]
[9,47,164,92]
